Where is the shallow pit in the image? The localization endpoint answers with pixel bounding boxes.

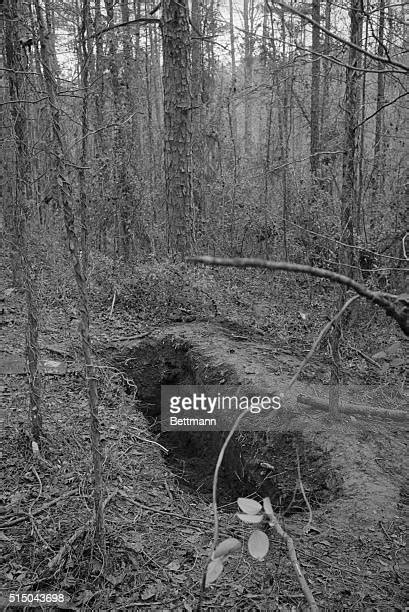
[109,333,343,514]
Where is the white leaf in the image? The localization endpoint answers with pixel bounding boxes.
[248,530,270,560]
[236,513,264,524]
[205,559,224,587]
[213,538,241,559]
[237,497,262,514]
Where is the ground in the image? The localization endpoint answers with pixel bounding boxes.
[0,257,408,611]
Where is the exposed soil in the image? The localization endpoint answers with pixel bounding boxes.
[1,276,408,610]
[106,323,408,525]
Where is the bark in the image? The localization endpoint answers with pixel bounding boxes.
[320,0,331,138]
[279,13,289,260]
[357,10,369,235]
[330,0,362,416]
[341,0,362,270]
[243,0,254,157]
[34,0,105,554]
[310,0,321,176]
[162,0,194,255]
[373,0,386,189]
[191,0,203,228]
[78,0,91,272]
[94,0,104,153]
[5,0,43,443]
[228,0,237,145]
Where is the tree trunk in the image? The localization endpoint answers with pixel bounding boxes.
[329,0,362,416]
[373,0,386,190]
[191,0,203,229]
[34,0,105,555]
[310,0,321,176]
[162,0,194,255]
[243,0,254,158]
[78,0,91,272]
[228,0,237,146]
[279,13,289,260]
[5,0,43,443]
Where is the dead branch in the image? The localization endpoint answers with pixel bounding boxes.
[187,256,409,336]
[263,497,319,612]
[272,0,409,73]
[48,523,89,570]
[1,489,77,528]
[298,394,409,421]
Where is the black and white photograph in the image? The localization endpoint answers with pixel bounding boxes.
[0,0,408,609]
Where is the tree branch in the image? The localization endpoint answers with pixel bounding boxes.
[271,0,408,73]
[89,17,160,39]
[187,256,409,335]
[355,90,409,129]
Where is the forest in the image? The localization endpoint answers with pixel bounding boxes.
[1,0,408,609]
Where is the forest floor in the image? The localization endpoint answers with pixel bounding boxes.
[1,253,408,611]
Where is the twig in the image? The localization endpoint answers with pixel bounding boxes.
[103,488,118,509]
[47,490,117,571]
[284,295,359,395]
[198,411,248,611]
[263,497,319,612]
[88,16,160,40]
[30,466,43,511]
[48,523,89,570]
[346,343,382,369]
[113,331,152,342]
[117,490,213,524]
[129,428,169,453]
[1,489,77,528]
[109,291,116,319]
[272,0,409,73]
[295,449,313,534]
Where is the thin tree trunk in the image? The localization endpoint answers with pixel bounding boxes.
[279,13,289,260]
[78,0,91,272]
[310,0,321,176]
[243,0,254,157]
[34,0,105,555]
[228,0,237,145]
[320,0,331,139]
[329,0,362,416]
[5,0,43,443]
[373,0,386,190]
[191,0,203,229]
[357,5,369,236]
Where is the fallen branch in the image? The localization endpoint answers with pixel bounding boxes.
[187,256,409,336]
[47,490,118,570]
[117,490,213,524]
[263,497,319,612]
[48,523,89,570]
[1,489,77,528]
[111,331,152,343]
[346,344,382,369]
[298,394,409,421]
